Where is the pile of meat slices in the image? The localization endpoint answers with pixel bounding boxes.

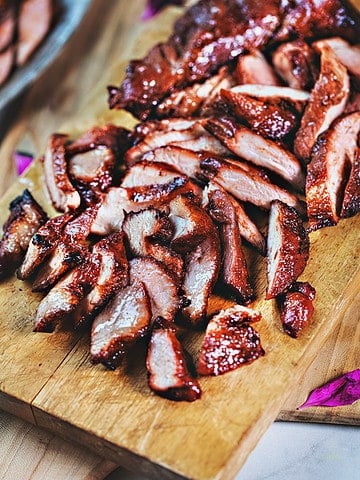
[0,0,360,402]
[0,0,55,86]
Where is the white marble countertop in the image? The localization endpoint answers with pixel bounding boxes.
[106,421,360,480]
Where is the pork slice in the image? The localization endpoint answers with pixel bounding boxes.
[306,111,360,230]
[207,187,254,303]
[313,37,360,80]
[204,117,305,190]
[0,6,15,52]
[145,243,184,286]
[182,235,220,325]
[146,317,201,402]
[16,0,53,66]
[43,133,81,212]
[229,84,310,108]
[74,232,129,328]
[142,146,202,180]
[33,259,96,333]
[266,200,309,299]
[90,281,151,368]
[272,40,318,91]
[133,118,198,143]
[0,44,14,86]
[341,148,360,218]
[276,281,316,338]
[197,305,264,376]
[18,211,73,280]
[200,155,304,214]
[294,44,350,162]
[205,181,266,254]
[219,89,300,142]
[0,189,48,279]
[169,131,232,157]
[130,257,179,322]
[236,49,281,86]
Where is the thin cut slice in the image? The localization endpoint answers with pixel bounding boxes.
[236,49,281,86]
[197,305,264,376]
[266,200,309,299]
[146,317,201,402]
[91,281,151,369]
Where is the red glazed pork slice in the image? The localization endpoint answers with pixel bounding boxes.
[236,49,281,86]
[313,37,360,80]
[146,317,201,402]
[0,189,48,279]
[341,148,360,218]
[306,111,360,230]
[197,305,264,376]
[91,281,151,369]
[294,44,350,162]
[266,200,309,299]
[0,45,14,86]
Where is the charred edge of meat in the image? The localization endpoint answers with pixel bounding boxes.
[0,189,48,279]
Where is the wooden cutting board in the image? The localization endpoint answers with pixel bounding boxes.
[0,2,359,479]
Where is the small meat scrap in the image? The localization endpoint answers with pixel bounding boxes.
[294,43,350,163]
[266,200,309,299]
[306,111,360,230]
[91,281,151,369]
[0,189,48,279]
[146,317,201,401]
[277,281,316,338]
[197,305,264,376]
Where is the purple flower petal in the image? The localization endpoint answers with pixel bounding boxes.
[298,369,360,409]
[141,0,184,21]
[13,150,34,175]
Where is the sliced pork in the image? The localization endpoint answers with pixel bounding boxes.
[0,189,48,279]
[306,111,360,230]
[90,281,151,368]
[313,37,360,80]
[204,117,305,190]
[266,200,309,299]
[197,305,264,376]
[236,49,280,86]
[341,148,360,218]
[146,317,201,401]
[276,281,316,338]
[294,44,350,162]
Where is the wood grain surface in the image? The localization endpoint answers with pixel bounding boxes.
[0,1,359,479]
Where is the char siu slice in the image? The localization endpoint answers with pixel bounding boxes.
[205,181,266,254]
[229,85,310,108]
[341,148,360,218]
[129,257,179,322]
[204,117,305,190]
[133,118,198,142]
[266,200,309,299]
[313,37,360,80]
[66,124,131,156]
[146,317,201,402]
[200,155,304,213]
[0,190,48,279]
[276,281,316,338]
[16,0,53,66]
[18,211,73,280]
[236,49,281,86]
[74,232,129,328]
[90,281,151,368]
[156,66,234,119]
[0,5,15,52]
[43,133,81,212]
[294,44,350,163]
[122,209,183,284]
[306,111,360,231]
[219,89,300,142]
[206,186,254,303]
[142,146,201,180]
[0,45,14,86]
[197,305,264,376]
[272,40,318,91]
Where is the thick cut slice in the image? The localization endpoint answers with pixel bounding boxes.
[266,200,309,299]
[341,148,360,218]
[200,155,304,213]
[294,44,350,162]
[197,305,264,376]
[272,40,318,90]
[0,190,48,279]
[91,281,151,369]
[207,186,254,303]
[276,281,316,338]
[146,317,201,402]
[130,257,179,322]
[204,117,305,190]
[0,5,15,52]
[142,146,202,180]
[43,133,81,212]
[313,37,360,80]
[306,111,360,230]
[0,45,14,86]
[229,84,310,107]
[236,49,281,86]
